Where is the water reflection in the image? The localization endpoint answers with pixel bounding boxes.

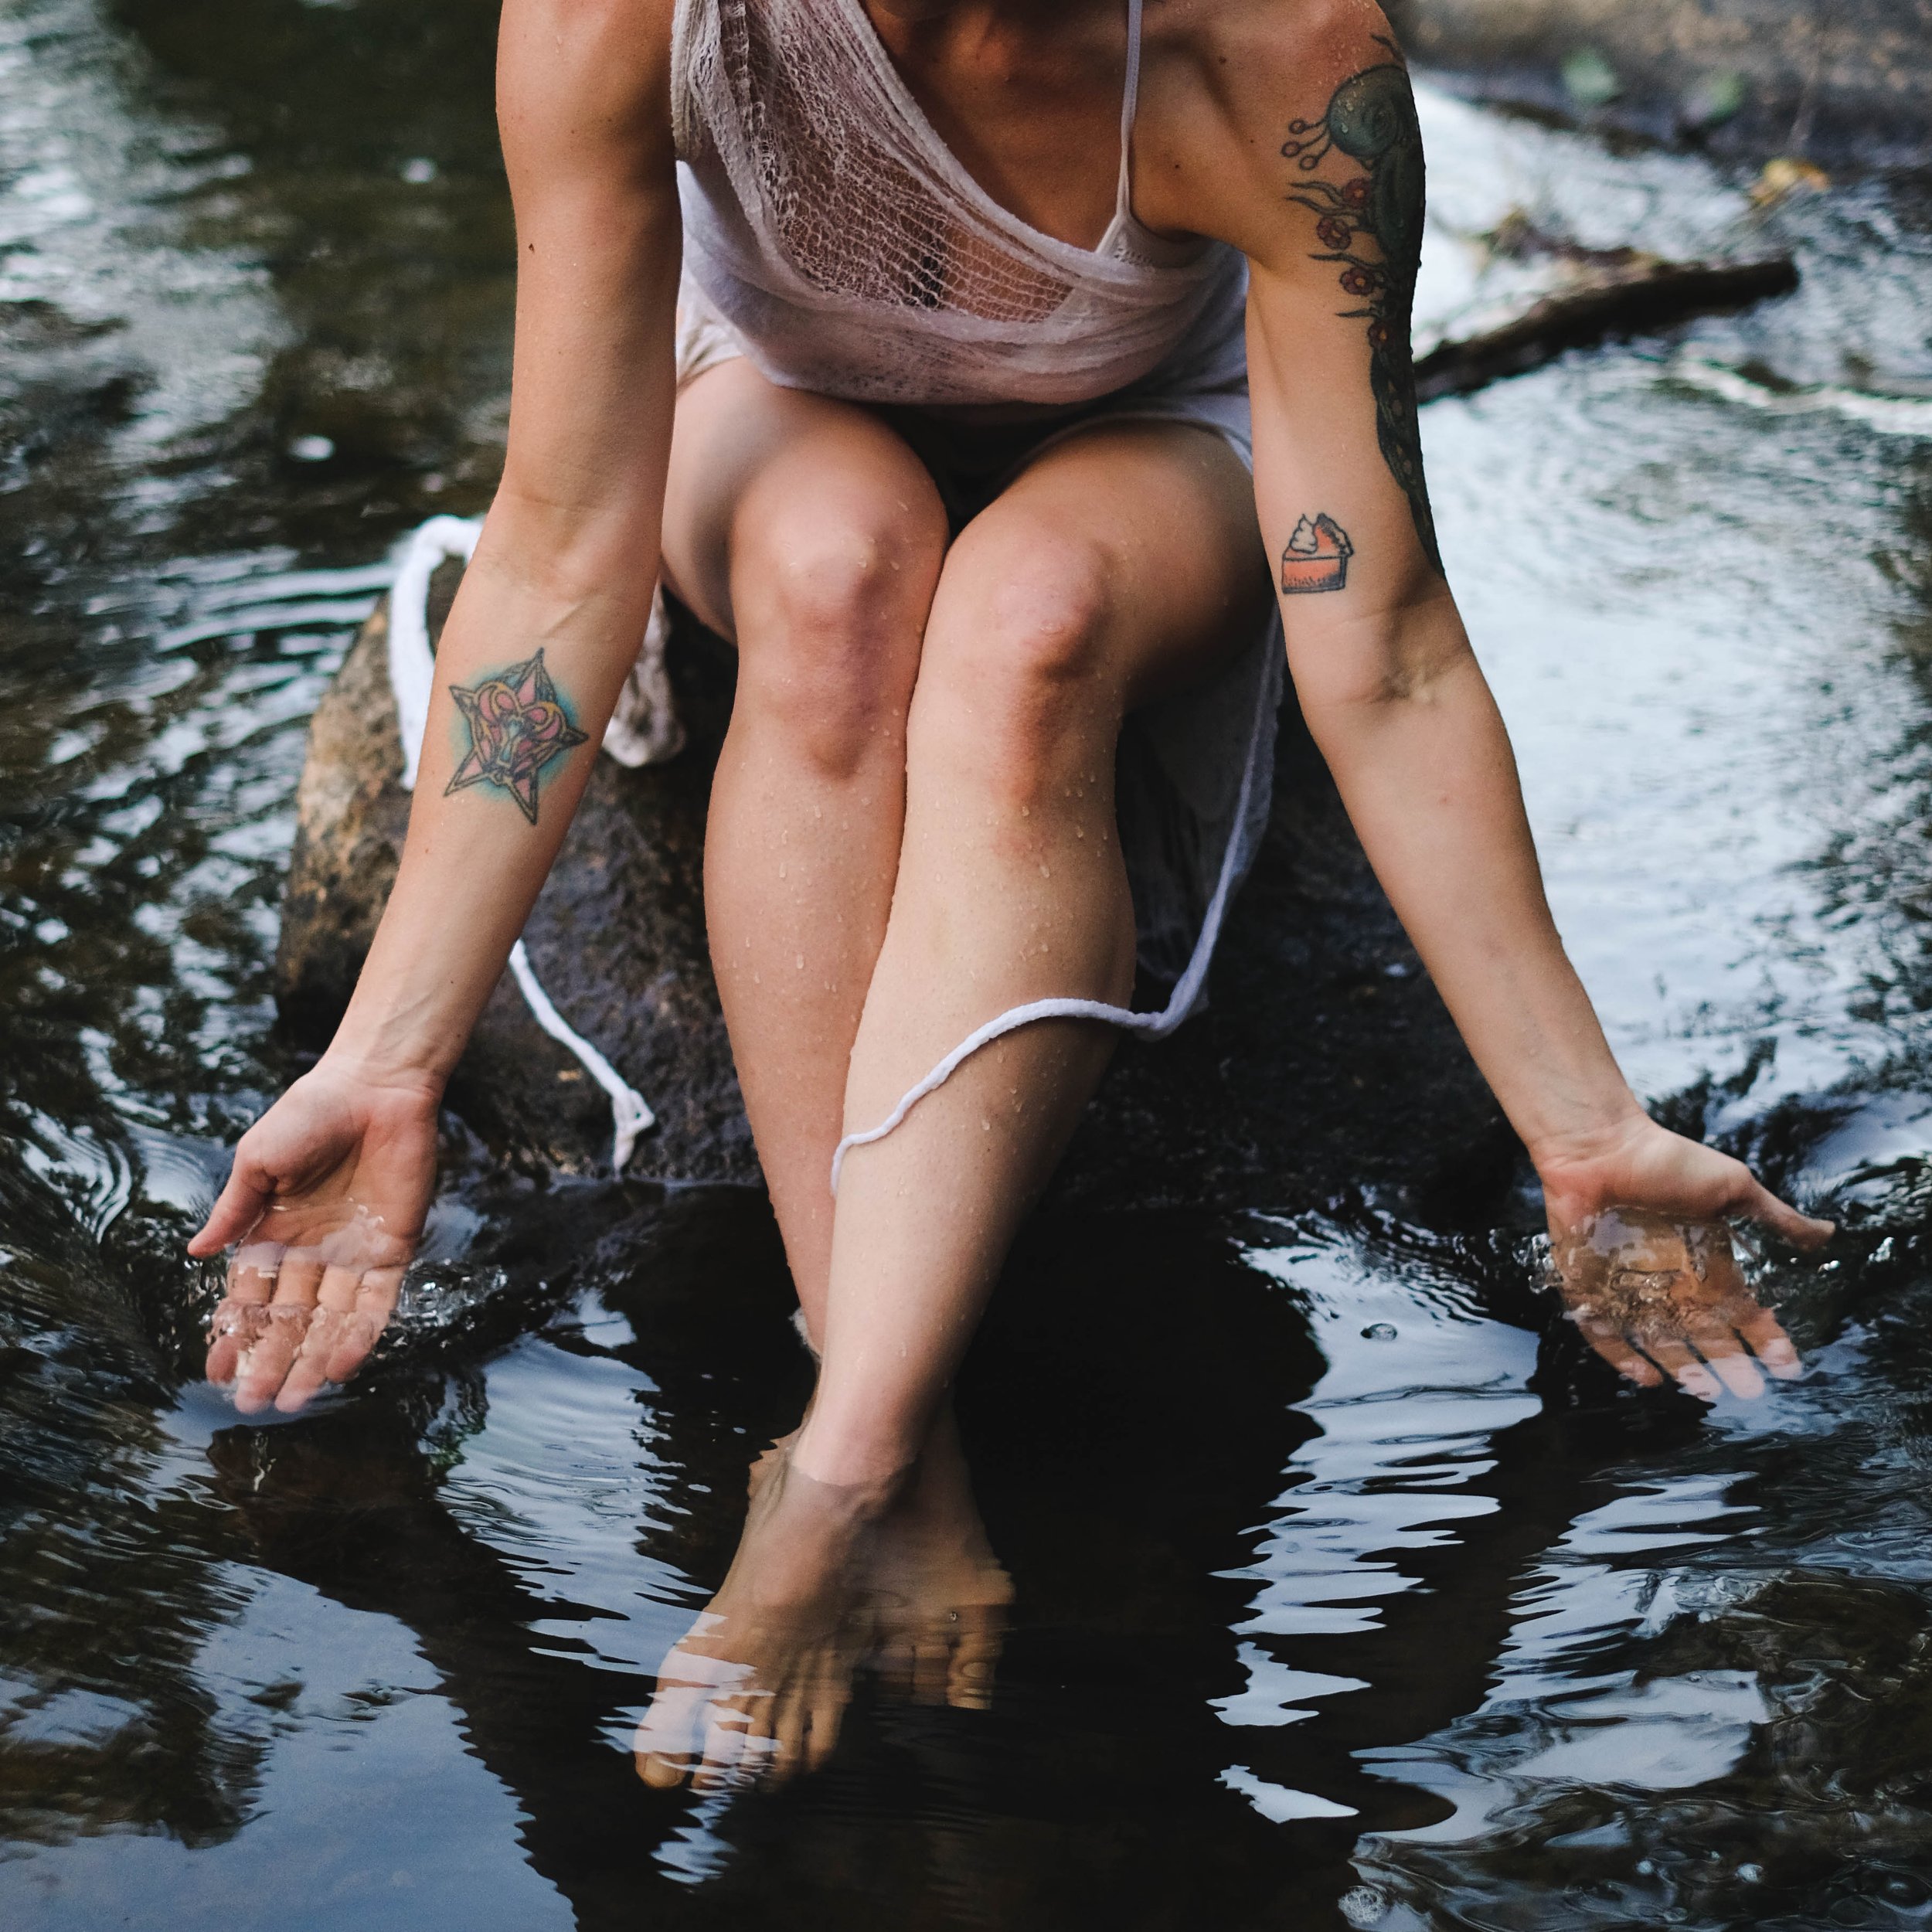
[5,0,1932,1923]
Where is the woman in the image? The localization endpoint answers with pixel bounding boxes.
[190,0,1830,1785]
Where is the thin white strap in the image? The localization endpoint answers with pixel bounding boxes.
[384,517,655,1171]
[1114,0,1144,225]
[828,620,1276,1196]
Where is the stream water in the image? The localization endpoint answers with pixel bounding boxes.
[5,2,1932,1926]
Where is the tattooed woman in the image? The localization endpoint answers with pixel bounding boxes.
[189,0,1831,1785]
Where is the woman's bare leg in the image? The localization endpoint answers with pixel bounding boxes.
[794,420,1271,1485]
[660,362,947,1335]
[638,419,1265,1788]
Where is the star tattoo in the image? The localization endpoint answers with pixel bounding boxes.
[444,648,588,825]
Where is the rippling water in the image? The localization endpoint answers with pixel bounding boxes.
[5,2,1932,1926]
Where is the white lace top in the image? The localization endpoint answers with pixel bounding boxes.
[669,0,1250,408]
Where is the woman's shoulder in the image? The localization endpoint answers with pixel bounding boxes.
[498,0,680,176]
[1134,0,1414,255]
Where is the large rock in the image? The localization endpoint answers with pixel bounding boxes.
[1393,0,1932,165]
[275,569,1515,1217]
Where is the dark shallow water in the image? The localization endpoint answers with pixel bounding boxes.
[5,2,1932,1926]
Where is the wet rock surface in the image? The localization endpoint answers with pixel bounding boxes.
[274,566,1510,1215]
[1393,0,1932,165]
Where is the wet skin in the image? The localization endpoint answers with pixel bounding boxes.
[634,1405,1012,1791]
[1549,1205,1804,1401]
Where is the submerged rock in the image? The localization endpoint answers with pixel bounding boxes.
[275,566,1512,1216]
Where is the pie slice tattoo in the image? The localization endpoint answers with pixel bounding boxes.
[445,649,588,825]
[1280,512,1353,593]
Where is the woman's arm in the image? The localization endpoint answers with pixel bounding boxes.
[1162,2,1828,1373]
[328,0,682,1090]
[189,0,681,1406]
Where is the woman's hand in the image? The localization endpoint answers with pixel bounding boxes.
[188,1061,440,1415]
[1536,1117,1835,1400]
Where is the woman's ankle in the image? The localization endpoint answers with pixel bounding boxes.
[788,1417,922,1498]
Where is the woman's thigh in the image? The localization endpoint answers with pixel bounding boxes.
[659,358,947,648]
[920,419,1273,719]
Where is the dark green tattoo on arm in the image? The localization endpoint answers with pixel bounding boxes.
[1282,43,1441,577]
[445,648,588,825]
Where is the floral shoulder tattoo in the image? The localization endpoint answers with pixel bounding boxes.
[1281,43,1442,577]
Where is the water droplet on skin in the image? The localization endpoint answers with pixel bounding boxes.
[1362,1321,1396,1340]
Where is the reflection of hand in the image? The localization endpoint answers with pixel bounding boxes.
[1537,1117,1833,1399]
[187,1061,439,1414]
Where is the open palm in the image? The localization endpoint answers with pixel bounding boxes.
[1539,1118,1833,1400]
[189,1064,440,1413]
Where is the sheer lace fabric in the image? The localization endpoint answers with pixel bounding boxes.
[672,0,1247,406]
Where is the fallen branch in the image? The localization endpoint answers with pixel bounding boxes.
[1416,251,1798,400]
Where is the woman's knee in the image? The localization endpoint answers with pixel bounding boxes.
[914,536,1117,792]
[733,495,944,777]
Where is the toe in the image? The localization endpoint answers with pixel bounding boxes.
[947,1629,1002,1712]
[803,1672,848,1774]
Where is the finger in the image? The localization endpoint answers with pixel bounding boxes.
[233,1305,308,1414]
[324,1267,402,1385]
[270,1249,326,1310]
[1683,1321,1767,1400]
[274,1317,342,1415]
[206,1246,282,1383]
[1739,1181,1835,1252]
[1640,1336,1721,1402]
[187,1152,281,1257]
[230,1248,328,1411]
[1735,1304,1803,1380]
[1575,1315,1662,1387]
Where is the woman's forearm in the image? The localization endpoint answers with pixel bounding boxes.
[1296,604,1648,1165]
[328,497,662,1089]
[325,0,683,1092]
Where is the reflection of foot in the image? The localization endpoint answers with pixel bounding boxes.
[635,1452,889,1791]
[635,1410,1012,1791]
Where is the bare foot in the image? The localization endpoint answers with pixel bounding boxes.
[1550,1206,1803,1400]
[865,1409,1013,1711]
[634,1451,895,1791]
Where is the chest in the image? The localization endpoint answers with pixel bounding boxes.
[858,2,1133,253]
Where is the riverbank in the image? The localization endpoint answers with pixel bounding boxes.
[1393,0,1932,166]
